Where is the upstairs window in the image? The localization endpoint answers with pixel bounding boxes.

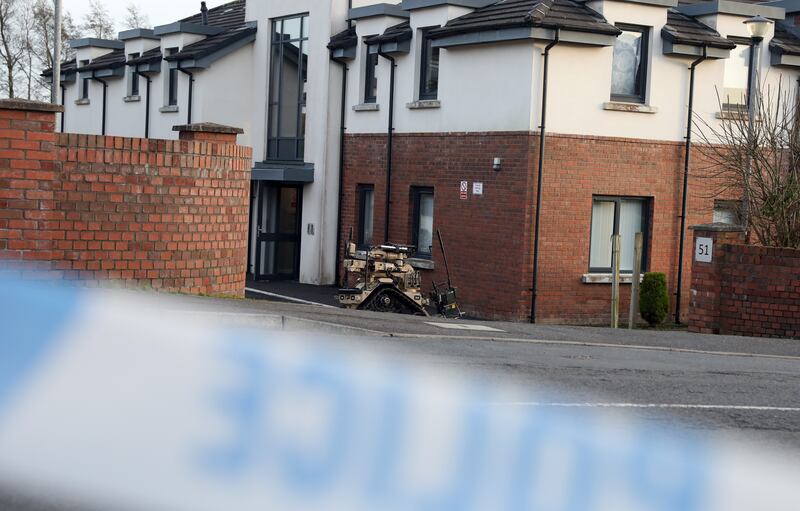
[611,25,649,104]
[167,48,179,106]
[419,28,440,100]
[80,60,90,99]
[723,42,749,110]
[364,46,378,104]
[267,14,310,161]
[128,53,140,96]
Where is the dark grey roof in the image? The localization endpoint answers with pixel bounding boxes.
[180,0,246,30]
[429,0,621,39]
[662,9,736,49]
[165,24,256,62]
[770,21,800,56]
[77,49,126,72]
[41,58,77,77]
[365,21,413,45]
[328,26,358,50]
[126,47,163,66]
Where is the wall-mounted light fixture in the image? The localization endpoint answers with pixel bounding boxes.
[493,157,502,172]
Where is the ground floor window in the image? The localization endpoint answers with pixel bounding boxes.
[412,187,434,257]
[589,196,649,273]
[357,184,374,248]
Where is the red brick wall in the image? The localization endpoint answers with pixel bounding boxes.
[690,227,800,339]
[0,102,252,297]
[342,131,726,323]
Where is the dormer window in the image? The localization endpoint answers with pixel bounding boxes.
[128,53,140,97]
[364,50,378,104]
[419,28,440,100]
[167,48,179,106]
[80,60,90,99]
[611,25,649,104]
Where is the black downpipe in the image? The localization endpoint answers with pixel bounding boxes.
[334,62,348,286]
[90,73,108,135]
[675,46,708,325]
[178,65,195,124]
[378,50,396,243]
[530,31,559,324]
[334,1,353,286]
[60,85,65,132]
[135,70,152,138]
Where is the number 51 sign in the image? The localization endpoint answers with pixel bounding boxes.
[695,237,713,263]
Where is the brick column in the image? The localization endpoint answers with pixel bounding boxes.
[173,122,244,144]
[688,223,746,334]
[0,99,64,278]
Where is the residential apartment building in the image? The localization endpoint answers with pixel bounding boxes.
[46,0,800,323]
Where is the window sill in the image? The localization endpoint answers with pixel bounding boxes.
[408,257,435,270]
[603,101,657,114]
[582,273,644,284]
[159,105,179,113]
[407,99,441,110]
[716,110,756,121]
[74,99,90,106]
[124,95,141,103]
[353,103,379,112]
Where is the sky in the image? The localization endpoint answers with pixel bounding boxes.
[63,0,231,33]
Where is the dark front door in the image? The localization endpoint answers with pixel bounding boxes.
[253,183,302,281]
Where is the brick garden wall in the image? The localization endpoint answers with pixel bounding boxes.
[690,226,800,339]
[0,100,252,297]
[342,131,726,323]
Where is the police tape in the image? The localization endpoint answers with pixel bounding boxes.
[0,279,799,511]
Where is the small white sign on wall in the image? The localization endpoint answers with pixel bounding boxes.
[473,182,484,196]
[695,237,713,263]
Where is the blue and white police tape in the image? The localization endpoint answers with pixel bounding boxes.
[0,279,798,511]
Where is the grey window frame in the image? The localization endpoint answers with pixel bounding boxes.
[363,42,378,104]
[166,48,179,106]
[411,186,435,258]
[357,184,375,249]
[80,60,90,99]
[129,53,140,96]
[588,195,650,274]
[610,24,649,104]
[418,27,440,100]
[267,13,310,162]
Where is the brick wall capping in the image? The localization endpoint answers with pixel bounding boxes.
[0,98,64,113]
[172,122,244,135]
[690,223,746,232]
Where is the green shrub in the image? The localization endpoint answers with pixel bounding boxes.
[639,272,669,326]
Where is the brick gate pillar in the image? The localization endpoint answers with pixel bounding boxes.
[173,123,244,143]
[688,224,746,334]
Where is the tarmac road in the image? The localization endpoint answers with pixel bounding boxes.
[161,292,800,452]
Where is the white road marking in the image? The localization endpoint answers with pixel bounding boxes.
[245,287,337,308]
[492,403,800,412]
[426,322,506,332]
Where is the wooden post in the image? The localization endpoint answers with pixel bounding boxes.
[629,232,643,330]
[611,234,621,329]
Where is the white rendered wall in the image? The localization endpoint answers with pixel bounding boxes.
[246,0,350,285]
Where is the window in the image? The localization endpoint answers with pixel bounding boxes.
[267,14,310,161]
[589,197,649,273]
[357,185,375,248]
[80,60,90,99]
[722,43,749,110]
[713,200,743,225]
[611,25,649,104]
[128,53,140,96]
[412,187,434,257]
[364,49,378,104]
[167,48,179,106]
[419,28,440,100]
